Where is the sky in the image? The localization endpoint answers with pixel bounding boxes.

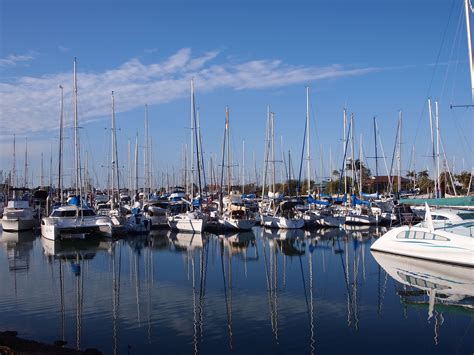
[0,0,473,189]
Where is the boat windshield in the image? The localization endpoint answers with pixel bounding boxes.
[51,210,77,217]
[459,213,474,220]
[81,209,96,216]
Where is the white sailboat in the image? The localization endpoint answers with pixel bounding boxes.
[167,79,207,233]
[41,58,113,240]
[1,199,37,231]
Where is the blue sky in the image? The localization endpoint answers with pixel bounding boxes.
[0,0,473,188]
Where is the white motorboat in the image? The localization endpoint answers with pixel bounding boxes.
[1,200,37,231]
[41,205,113,240]
[261,200,305,229]
[370,204,474,267]
[416,208,474,229]
[218,209,256,231]
[168,211,206,233]
[345,205,379,225]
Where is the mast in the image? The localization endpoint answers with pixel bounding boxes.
[306,86,311,195]
[465,0,474,101]
[435,101,441,198]
[226,107,231,194]
[41,153,44,187]
[12,134,16,189]
[261,106,270,198]
[24,138,28,188]
[343,109,348,195]
[373,117,379,196]
[73,57,80,197]
[134,133,139,199]
[58,85,64,202]
[271,112,276,195]
[190,80,195,198]
[191,79,202,200]
[111,91,120,208]
[242,140,245,194]
[428,99,437,197]
[397,111,402,194]
[350,113,355,193]
[128,139,131,195]
[144,104,150,198]
[359,135,363,196]
[219,108,228,214]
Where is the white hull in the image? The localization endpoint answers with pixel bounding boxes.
[168,214,205,233]
[345,214,379,225]
[371,225,474,267]
[314,215,344,228]
[41,217,113,241]
[218,218,255,231]
[261,214,304,229]
[2,218,37,231]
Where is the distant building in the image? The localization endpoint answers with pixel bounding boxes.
[366,175,411,193]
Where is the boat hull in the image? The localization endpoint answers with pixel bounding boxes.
[371,225,474,267]
[219,218,255,231]
[261,215,304,229]
[168,216,205,233]
[1,218,37,231]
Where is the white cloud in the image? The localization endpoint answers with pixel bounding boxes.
[0,54,34,68]
[0,48,380,136]
[58,45,70,53]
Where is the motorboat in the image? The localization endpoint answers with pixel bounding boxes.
[261,200,305,229]
[1,200,37,231]
[168,210,207,233]
[124,207,151,234]
[370,204,474,267]
[41,204,113,240]
[144,200,169,228]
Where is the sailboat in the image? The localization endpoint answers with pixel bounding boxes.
[41,58,113,240]
[167,79,207,233]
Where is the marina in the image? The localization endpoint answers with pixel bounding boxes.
[1,0,474,354]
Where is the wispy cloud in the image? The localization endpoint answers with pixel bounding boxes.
[58,45,70,53]
[0,54,35,68]
[0,48,380,136]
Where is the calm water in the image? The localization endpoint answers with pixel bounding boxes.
[0,226,473,355]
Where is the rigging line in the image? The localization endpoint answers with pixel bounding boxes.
[411,0,457,147]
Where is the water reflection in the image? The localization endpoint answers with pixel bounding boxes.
[0,230,35,274]
[372,251,474,345]
[0,227,471,354]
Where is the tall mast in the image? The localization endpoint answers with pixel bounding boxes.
[350,113,355,193]
[190,80,195,198]
[191,79,202,199]
[134,132,139,198]
[128,139,131,195]
[144,104,149,197]
[261,106,270,198]
[359,134,363,196]
[111,91,120,207]
[306,86,311,195]
[12,134,16,189]
[397,111,402,194]
[58,85,64,202]
[40,153,44,187]
[435,101,441,198]
[343,109,347,195]
[219,107,228,213]
[465,0,474,102]
[428,99,437,197]
[412,145,416,191]
[271,112,276,195]
[226,106,231,194]
[24,138,28,188]
[242,140,245,194]
[73,57,80,197]
[373,117,379,196]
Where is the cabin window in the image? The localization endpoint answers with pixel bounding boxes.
[432,234,449,241]
[459,213,474,220]
[433,215,448,221]
[81,209,96,217]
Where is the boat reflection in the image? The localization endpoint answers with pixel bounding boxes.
[218,230,258,260]
[169,232,205,252]
[372,251,474,344]
[0,229,35,274]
